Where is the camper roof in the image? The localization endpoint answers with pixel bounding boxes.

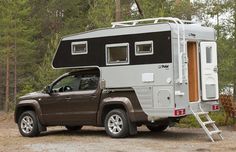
[62,17,215,42]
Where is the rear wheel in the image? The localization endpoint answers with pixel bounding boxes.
[65,126,83,131]
[18,111,40,137]
[146,120,169,132]
[105,109,129,138]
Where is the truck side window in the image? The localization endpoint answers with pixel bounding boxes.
[52,75,80,92]
[79,76,99,91]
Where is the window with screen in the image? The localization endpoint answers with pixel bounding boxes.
[135,41,153,56]
[71,41,88,55]
[206,46,212,63]
[106,43,129,65]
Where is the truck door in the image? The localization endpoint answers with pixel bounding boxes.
[200,42,219,101]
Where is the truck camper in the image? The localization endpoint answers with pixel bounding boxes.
[15,17,223,142]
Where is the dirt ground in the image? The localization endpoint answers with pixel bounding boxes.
[1,112,236,152]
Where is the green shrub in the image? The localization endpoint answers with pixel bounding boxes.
[177,110,235,128]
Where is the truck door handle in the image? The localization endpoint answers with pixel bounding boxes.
[65,97,71,100]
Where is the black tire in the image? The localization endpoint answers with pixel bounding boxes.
[18,111,40,137]
[65,126,83,131]
[104,109,129,138]
[146,122,169,132]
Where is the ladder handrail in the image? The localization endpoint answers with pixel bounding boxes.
[111,17,187,84]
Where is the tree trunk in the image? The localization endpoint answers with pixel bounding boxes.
[175,0,180,5]
[234,2,236,102]
[134,0,144,17]
[186,0,192,20]
[234,82,236,102]
[14,20,17,103]
[0,64,2,110]
[115,0,121,21]
[5,54,10,112]
[234,69,236,102]
[14,55,17,103]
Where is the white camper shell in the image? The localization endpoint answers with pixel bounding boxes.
[52,17,223,142]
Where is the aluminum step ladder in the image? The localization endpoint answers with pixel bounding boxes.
[190,104,223,142]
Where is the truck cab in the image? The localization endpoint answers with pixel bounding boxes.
[15,68,163,138]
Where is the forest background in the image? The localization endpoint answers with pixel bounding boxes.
[0,0,235,112]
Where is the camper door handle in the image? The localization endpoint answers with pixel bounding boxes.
[65,97,71,100]
[213,67,218,72]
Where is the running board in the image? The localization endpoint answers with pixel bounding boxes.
[190,103,223,142]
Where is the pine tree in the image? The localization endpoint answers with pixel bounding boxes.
[35,34,64,89]
[0,0,37,111]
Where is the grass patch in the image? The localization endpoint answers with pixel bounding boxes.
[177,110,235,128]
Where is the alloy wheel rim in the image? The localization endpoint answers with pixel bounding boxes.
[108,114,123,134]
[20,116,34,134]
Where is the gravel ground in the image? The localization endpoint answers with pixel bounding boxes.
[1,112,236,152]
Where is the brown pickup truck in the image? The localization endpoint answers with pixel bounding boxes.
[15,68,170,138]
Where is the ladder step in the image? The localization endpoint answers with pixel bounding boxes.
[203,121,215,125]
[195,112,208,115]
[209,130,222,135]
[190,104,223,142]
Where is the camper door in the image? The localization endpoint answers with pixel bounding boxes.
[200,42,219,101]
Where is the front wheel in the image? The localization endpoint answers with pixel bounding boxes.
[18,111,40,137]
[105,109,129,138]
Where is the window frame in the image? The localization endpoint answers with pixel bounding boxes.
[206,46,212,64]
[79,76,99,91]
[71,41,88,55]
[135,40,154,56]
[51,74,81,92]
[105,43,130,66]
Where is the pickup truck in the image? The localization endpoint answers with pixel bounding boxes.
[15,68,170,138]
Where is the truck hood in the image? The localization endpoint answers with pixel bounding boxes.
[19,91,47,100]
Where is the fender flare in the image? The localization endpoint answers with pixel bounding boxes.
[97,97,135,126]
[15,100,44,124]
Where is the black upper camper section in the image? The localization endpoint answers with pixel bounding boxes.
[52,30,172,68]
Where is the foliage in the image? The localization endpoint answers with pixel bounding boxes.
[190,0,236,94]
[177,110,234,128]
[180,109,235,128]
[0,0,37,107]
[34,34,64,90]
[137,0,173,18]
[0,0,235,117]
[87,0,115,28]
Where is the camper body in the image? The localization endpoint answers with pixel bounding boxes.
[53,18,220,120]
[15,18,222,140]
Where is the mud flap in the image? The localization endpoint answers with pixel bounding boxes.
[37,116,47,132]
[128,119,137,136]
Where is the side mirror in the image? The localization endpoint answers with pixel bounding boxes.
[44,86,51,94]
[100,79,106,89]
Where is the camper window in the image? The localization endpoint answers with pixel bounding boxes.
[106,43,129,65]
[206,46,212,63]
[135,41,153,56]
[71,41,88,55]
